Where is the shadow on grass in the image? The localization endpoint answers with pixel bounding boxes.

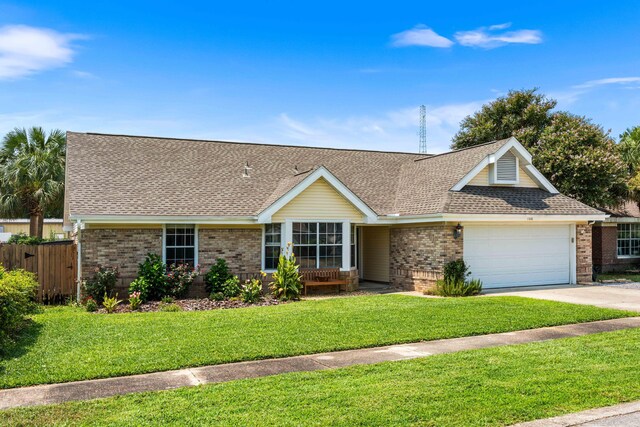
[0,319,43,375]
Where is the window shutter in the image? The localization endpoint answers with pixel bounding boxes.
[496,151,517,182]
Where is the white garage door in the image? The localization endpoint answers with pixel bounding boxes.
[463,224,572,289]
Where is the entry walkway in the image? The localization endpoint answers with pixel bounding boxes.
[1,316,639,410]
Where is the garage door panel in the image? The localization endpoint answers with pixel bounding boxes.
[463,224,572,288]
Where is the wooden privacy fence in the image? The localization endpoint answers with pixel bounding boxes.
[0,241,77,303]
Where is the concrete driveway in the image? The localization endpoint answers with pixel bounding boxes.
[486,284,640,312]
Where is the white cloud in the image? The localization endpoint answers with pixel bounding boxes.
[0,25,86,79]
[573,77,640,89]
[274,101,484,153]
[454,25,542,48]
[390,25,454,48]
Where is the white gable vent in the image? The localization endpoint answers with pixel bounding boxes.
[492,150,519,184]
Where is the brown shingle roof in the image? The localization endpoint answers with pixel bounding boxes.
[601,201,640,218]
[65,132,602,219]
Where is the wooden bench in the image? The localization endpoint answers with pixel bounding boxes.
[300,268,348,296]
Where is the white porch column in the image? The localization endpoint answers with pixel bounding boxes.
[342,221,350,271]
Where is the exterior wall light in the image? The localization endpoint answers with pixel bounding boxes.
[453,223,463,239]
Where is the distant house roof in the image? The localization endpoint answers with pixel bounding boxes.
[0,219,63,224]
[65,132,602,221]
[601,201,640,220]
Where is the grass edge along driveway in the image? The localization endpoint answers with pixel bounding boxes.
[3,328,640,426]
[1,294,634,389]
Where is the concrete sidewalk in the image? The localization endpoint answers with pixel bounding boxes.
[513,400,640,426]
[2,316,639,410]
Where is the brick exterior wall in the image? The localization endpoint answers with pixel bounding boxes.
[198,228,262,278]
[576,223,593,283]
[592,224,640,273]
[81,228,162,284]
[389,224,463,292]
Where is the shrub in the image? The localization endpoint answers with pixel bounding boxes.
[0,266,38,351]
[204,258,232,294]
[128,277,150,302]
[270,243,303,301]
[128,291,142,311]
[85,297,98,312]
[240,277,263,303]
[6,233,46,245]
[161,296,174,304]
[82,266,119,304]
[435,259,483,297]
[166,263,200,298]
[159,302,182,312]
[210,291,225,301]
[102,294,122,314]
[222,276,241,298]
[137,253,168,301]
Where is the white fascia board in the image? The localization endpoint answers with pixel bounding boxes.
[70,215,258,224]
[377,212,607,224]
[493,137,532,164]
[256,166,378,224]
[605,216,640,223]
[450,157,490,191]
[523,164,559,193]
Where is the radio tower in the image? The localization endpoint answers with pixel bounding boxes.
[418,105,427,154]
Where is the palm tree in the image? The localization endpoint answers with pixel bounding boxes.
[0,127,66,238]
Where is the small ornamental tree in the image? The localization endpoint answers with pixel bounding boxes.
[270,243,303,301]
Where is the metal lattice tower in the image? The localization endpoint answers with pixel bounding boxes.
[418,105,427,154]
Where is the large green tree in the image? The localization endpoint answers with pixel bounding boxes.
[452,88,556,150]
[451,89,628,207]
[0,127,66,238]
[617,126,640,208]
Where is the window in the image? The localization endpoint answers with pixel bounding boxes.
[617,224,640,257]
[165,225,196,266]
[0,225,4,233]
[264,224,281,270]
[292,222,343,269]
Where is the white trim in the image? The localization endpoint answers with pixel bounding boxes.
[161,224,167,263]
[256,166,377,224]
[70,215,256,224]
[450,137,558,194]
[375,213,607,224]
[162,223,198,266]
[76,220,82,301]
[0,218,64,224]
[490,151,519,185]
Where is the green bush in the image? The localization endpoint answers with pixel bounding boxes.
[210,291,225,301]
[166,263,199,298]
[0,266,38,351]
[240,277,263,303]
[222,276,241,298]
[269,243,303,301]
[159,302,183,312]
[161,296,174,304]
[85,297,98,312]
[136,254,168,301]
[128,277,150,302]
[82,266,119,304]
[6,233,46,245]
[435,259,483,297]
[102,294,122,314]
[204,258,232,294]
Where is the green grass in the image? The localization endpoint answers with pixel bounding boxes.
[4,328,640,426]
[0,295,633,389]
[598,273,640,282]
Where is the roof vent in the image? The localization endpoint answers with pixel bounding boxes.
[492,150,518,184]
[243,161,252,178]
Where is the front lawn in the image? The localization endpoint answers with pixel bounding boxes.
[4,328,640,426]
[0,294,633,388]
[597,273,640,282]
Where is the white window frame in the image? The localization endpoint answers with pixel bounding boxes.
[262,223,282,271]
[490,150,520,185]
[266,219,350,272]
[162,224,199,266]
[617,223,640,258]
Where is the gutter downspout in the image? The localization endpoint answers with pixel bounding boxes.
[76,219,82,302]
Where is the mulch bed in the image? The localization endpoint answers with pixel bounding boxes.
[95,297,290,314]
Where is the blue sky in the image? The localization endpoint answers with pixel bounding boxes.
[1,1,639,153]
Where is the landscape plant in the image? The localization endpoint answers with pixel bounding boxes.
[204,258,232,294]
[102,294,122,314]
[82,266,119,304]
[222,275,241,298]
[129,254,167,301]
[269,243,303,300]
[240,276,263,303]
[166,263,200,298]
[435,259,483,297]
[128,292,142,311]
[159,302,182,312]
[85,297,98,312]
[0,266,38,352]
